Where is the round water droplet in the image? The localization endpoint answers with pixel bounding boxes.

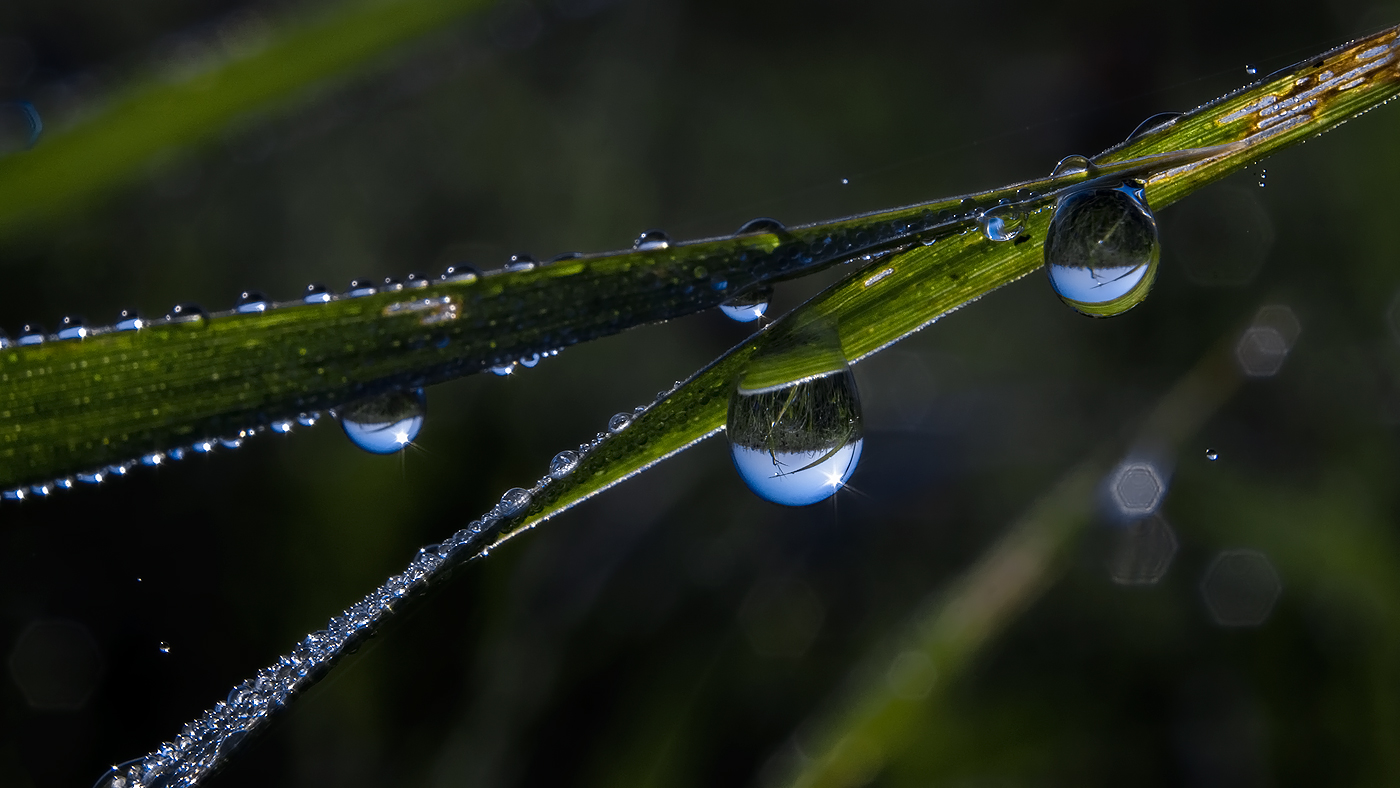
[1205,448,1219,461]
[977,205,1024,242]
[840,177,850,185]
[304,283,332,303]
[115,309,143,332]
[1044,182,1160,317]
[1051,154,1093,178]
[548,450,580,479]
[339,389,426,454]
[0,100,41,154]
[608,412,633,433]
[735,217,787,236]
[168,303,206,322]
[346,279,377,298]
[1245,64,1258,75]
[728,369,864,507]
[497,487,531,516]
[1125,112,1182,143]
[18,323,45,345]
[158,642,171,654]
[720,285,773,323]
[505,254,536,272]
[235,290,269,313]
[633,229,672,250]
[56,316,87,340]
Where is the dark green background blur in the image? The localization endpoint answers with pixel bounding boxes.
[3,0,1400,785]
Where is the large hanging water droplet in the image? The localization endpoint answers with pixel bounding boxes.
[56,316,87,340]
[548,450,580,479]
[633,229,672,250]
[1043,182,1160,317]
[0,101,41,155]
[735,217,787,236]
[720,285,773,323]
[236,290,269,313]
[727,369,864,507]
[339,389,426,454]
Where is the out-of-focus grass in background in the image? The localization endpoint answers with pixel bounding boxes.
[2,1,1400,786]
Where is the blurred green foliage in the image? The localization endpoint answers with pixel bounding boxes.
[3,1,1400,788]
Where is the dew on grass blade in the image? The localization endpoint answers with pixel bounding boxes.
[339,389,426,454]
[18,323,44,345]
[497,487,531,516]
[608,412,633,433]
[977,203,1024,242]
[345,279,376,298]
[56,316,86,340]
[1124,111,1181,142]
[1246,64,1258,75]
[720,285,773,323]
[167,303,206,323]
[114,309,143,331]
[633,229,671,250]
[235,291,269,313]
[505,254,536,272]
[734,217,787,236]
[1051,154,1092,178]
[1044,182,1160,317]
[549,450,580,479]
[303,283,331,303]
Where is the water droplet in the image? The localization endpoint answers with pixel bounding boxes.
[490,363,516,376]
[1258,169,1267,188]
[548,450,580,479]
[977,204,1024,242]
[381,276,403,291]
[297,412,320,427]
[1245,64,1258,75]
[519,353,540,368]
[191,439,215,453]
[18,323,45,345]
[497,487,531,516]
[405,272,430,288]
[141,452,165,466]
[270,420,294,434]
[158,642,171,654]
[608,412,633,433]
[339,389,426,454]
[633,229,672,250]
[115,309,143,331]
[77,470,106,484]
[304,283,332,303]
[167,447,186,461]
[441,264,480,281]
[232,291,267,314]
[1125,111,1182,142]
[720,285,773,323]
[0,101,41,154]
[28,482,51,497]
[547,251,584,263]
[840,177,850,185]
[167,303,206,322]
[1044,182,1159,317]
[56,316,87,340]
[735,217,787,236]
[1205,448,1219,461]
[55,476,74,490]
[0,330,9,349]
[728,368,864,507]
[1051,154,1093,178]
[346,279,376,297]
[505,254,536,272]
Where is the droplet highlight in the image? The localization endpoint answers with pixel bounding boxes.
[339,389,426,454]
[1043,182,1160,317]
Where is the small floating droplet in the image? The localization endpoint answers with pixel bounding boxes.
[115,309,144,331]
[141,452,165,466]
[1245,64,1258,75]
[167,303,206,322]
[18,324,45,345]
[728,367,864,507]
[1051,154,1093,178]
[548,450,580,479]
[304,283,332,303]
[497,487,531,516]
[56,316,87,340]
[191,440,215,453]
[77,470,106,484]
[505,254,537,272]
[339,389,426,454]
[735,217,787,236]
[720,285,773,323]
[608,412,633,433]
[236,290,269,313]
[1258,169,1267,188]
[346,279,376,298]
[1044,182,1160,317]
[158,642,171,654]
[1205,448,1219,461]
[633,229,672,250]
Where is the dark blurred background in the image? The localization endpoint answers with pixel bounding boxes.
[3,0,1400,785]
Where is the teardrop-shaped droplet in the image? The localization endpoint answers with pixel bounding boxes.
[339,389,426,454]
[115,309,144,331]
[236,290,269,313]
[18,324,45,345]
[608,412,633,433]
[505,254,537,272]
[735,217,787,236]
[1043,182,1160,317]
[56,316,87,340]
[720,285,773,323]
[1051,154,1093,178]
[304,283,332,303]
[497,487,531,516]
[633,229,672,250]
[0,101,41,154]
[168,303,206,323]
[727,369,864,507]
[548,450,579,479]
[1125,111,1182,143]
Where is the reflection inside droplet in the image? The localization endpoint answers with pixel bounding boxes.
[720,285,773,323]
[339,389,426,454]
[1044,182,1159,317]
[727,369,864,507]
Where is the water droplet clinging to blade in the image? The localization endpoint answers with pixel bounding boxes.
[727,368,864,507]
[1043,182,1160,317]
[720,285,773,323]
[633,229,672,250]
[339,389,427,454]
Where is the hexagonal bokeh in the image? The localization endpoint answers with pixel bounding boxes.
[1106,461,1166,519]
[1108,515,1179,586]
[1235,305,1301,378]
[7,619,104,711]
[1201,550,1283,627]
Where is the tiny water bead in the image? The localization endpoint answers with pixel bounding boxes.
[159,642,171,654]
[735,217,787,236]
[304,283,332,303]
[1043,181,1160,317]
[235,291,269,313]
[491,362,516,376]
[1246,64,1259,75]
[497,487,532,516]
[57,316,87,340]
[608,412,633,433]
[1206,448,1219,461]
[977,204,1025,242]
[505,254,537,272]
[381,276,403,291]
[405,272,431,288]
[548,450,580,479]
[1258,169,1267,188]
[633,229,672,250]
[168,303,206,322]
[519,352,540,368]
[339,389,426,454]
[18,323,44,345]
[441,264,481,281]
[297,412,321,427]
[727,369,864,507]
[346,279,376,297]
[115,309,143,331]
[720,285,773,323]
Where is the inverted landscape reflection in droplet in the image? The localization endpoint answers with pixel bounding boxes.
[339,389,427,454]
[1043,181,1160,317]
[727,369,864,507]
[720,285,773,323]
